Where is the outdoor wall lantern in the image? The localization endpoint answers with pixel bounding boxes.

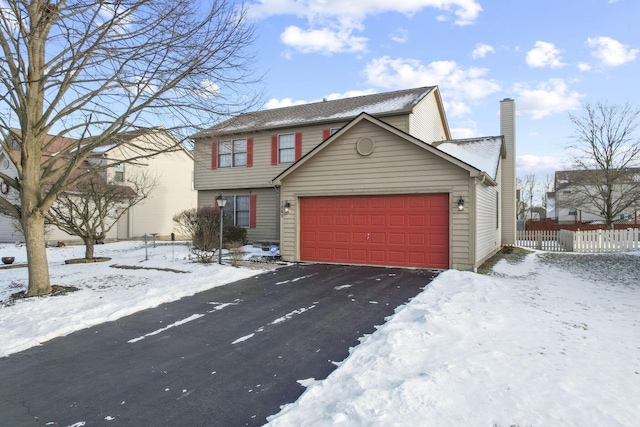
[457,196,465,211]
[283,201,291,214]
[216,194,227,264]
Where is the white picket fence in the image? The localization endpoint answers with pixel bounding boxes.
[517,230,565,252]
[518,228,640,253]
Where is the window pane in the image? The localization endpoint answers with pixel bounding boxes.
[219,141,232,168]
[233,140,246,166]
[234,152,246,166]
[219,141,232,154]
[279,134,295,163]
[219,153,232,168]
[236,196,250,227]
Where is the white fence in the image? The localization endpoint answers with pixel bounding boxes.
[516,230,565,252]
[518,229,640,253]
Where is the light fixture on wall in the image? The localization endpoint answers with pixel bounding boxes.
[283,201,291,214]
[457,196,465,211]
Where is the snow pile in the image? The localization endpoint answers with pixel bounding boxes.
[267,252,640,426]
[0,241,269,357]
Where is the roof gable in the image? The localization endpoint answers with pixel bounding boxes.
[194,86,436,137]
[273,112,487,185]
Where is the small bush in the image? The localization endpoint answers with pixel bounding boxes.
[224,225,247,246]
[225,241,246,267]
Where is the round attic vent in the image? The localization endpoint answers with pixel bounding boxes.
[356,137,375,156]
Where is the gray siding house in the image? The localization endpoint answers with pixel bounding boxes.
[193,87,516,270]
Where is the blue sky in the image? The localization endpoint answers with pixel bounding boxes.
[246,0,639,179]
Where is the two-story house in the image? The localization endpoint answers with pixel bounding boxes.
[193,87,517,270]
[0,127,196,243]
[550,168,640,224]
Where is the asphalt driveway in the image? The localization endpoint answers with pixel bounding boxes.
[0,263,439,426]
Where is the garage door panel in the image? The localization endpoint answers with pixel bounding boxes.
[389,215,405,227]
[300,194,449,268]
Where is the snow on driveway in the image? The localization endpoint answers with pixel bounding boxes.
[266,251,640,426]
[1,241,639,425]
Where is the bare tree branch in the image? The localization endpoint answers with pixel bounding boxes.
[0,0,262,295]
[563,102,640,228]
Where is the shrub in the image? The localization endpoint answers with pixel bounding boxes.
[224,224,247,245]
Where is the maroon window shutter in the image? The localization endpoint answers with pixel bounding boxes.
[211,141,218,169]
[295,132,302,161]
[213,197,220,213]
[249,194,257,228]
[271,135,278,165]
[246,138,253,167]
[322,129,330,140]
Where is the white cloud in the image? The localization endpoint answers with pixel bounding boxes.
[517,154,568,175]
[526,41,565,68]
[363,56,500,115]
[250,0,482,54]
[444,101,472,118]
[250,0,482,26]
[586,36,638,67]
[512,79,583,119]
[390,28,409,44]
[264,97,308,109]
[263,89,378,110]
[577,62,592,72]
[450,127,477,139]
[280,25,368,54]
[199,80,220,98]
[471,43,495,59]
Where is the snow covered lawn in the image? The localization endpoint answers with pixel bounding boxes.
[0,241,270,358]
[266,251,640,426]
[1,242,639,425]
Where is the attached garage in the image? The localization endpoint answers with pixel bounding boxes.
[300,194,449,268]
[273,112,507,271]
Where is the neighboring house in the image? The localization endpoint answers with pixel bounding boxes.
[0,128,196,243]
[550,168,640,223]
[193,87,517,270]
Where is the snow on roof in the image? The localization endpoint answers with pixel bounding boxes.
[435,136,503,179]
[194,87,435,137]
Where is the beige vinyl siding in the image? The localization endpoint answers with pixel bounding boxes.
[279,119,474,269]
[500,99,516,245]
[409,91,449,143]
[108,133,197,239]
[198,187,279,242]
[475,183,501,266]
[193,114,411,191]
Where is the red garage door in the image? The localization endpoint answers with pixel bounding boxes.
[300,194,449,269]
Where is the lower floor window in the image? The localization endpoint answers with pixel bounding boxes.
[223,195,250,227]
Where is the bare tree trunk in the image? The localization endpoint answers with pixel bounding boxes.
[83,237,95,259]
[23,213,52,296]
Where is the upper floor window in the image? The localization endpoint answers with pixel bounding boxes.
[219,139,247,168]
[330,128,340,135]
[278,134,295,164]
[114,163,124,182]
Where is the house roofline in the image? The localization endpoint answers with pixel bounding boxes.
[272,112,484,185]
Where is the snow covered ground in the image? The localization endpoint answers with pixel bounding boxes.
[0,241,271,358]
[266,251,640,426]
[1,242,639,426]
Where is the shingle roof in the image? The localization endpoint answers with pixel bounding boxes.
[193,86,436,138]
[434,136,505,180]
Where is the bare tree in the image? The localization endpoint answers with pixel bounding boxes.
[46,170,158,259]
[0,1,260,295]
[541,173,554,216]
[518,173,538,219]
[566,102,640,229]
